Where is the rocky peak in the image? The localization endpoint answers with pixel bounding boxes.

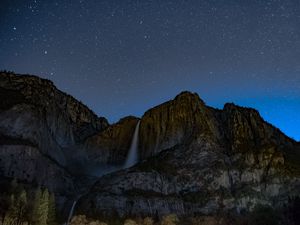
[0,72,110,194]
[78,93,300,220]
[138,91,218,158]
[0,72,109,143]
[220,102,294,154]
[137,91,296,161]
[174,91,205,103]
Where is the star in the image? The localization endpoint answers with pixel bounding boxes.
[0,0,299,140]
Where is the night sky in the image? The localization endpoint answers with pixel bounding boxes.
[0,0,299,140]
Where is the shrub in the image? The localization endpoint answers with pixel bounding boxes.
[70,215,108,225]
[160,214,179,225]
[124,218,138,225]
[143,217,154,225]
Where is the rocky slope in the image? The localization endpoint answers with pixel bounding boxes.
[0,72,109,194]
[138,92,219,159]
[1,72,299,221]
[81,116,140,176]
[84,116,139,165]
[78,91,300,218]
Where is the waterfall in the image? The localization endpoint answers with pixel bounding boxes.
[65,120,141,224]
[66,200,77,225]
[124,120,141,169]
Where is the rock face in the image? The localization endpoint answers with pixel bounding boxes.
[84,116,139,165]
[0,144,74,194]
[1,72,299,220]
[78,91,300,218]
[81,116,140,176]
[139,92,219,159]
[0,72,109,194]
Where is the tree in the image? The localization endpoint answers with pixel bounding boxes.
[124,219,138,225]
[89,221,108,225]
[31,187,49,225]
[160,214,179,225]
[3,194,17,225]
[15,189,27,225]
[31,187,41,224]
[39,189,49,225]
[47,192,57,225]
[70,215,88,225]
[143,217,154,225]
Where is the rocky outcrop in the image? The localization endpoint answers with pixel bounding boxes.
[78,91,300,218]
[139,92,220,159]
[0,72,109,194]
[0,144,74,194]
[220,103,293,153]
[138,91,294,159]
[84,116,139,165]
[1,72,299,220]
[0,72,108,145]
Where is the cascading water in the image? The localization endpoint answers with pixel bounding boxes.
[123,120,141,169]
[66,200,77,225]
[65,120,141,224]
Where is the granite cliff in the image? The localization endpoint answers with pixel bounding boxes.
[78,92,300,219]
[0,72,108,194]
[0,72,299,222]
[82,116,140,176]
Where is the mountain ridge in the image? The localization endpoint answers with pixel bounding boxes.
[0,71,299,221]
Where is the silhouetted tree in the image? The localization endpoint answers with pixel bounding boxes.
[47,192,57,225]
[3,194,17,225]
[31,187,42,225]
[39,189,49,225]
[15,189,27,225]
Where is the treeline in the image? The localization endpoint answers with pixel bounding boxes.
[70,214,178,225]
[69,201,300,225]
[0,179,57,225]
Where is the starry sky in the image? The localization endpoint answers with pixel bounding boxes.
[0,0,299,140]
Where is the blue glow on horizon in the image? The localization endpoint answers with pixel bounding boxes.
[210,97,300,141]
[102,95,299,142]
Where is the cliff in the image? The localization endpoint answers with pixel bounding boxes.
[0,72,299,221]
[0,72,109,194]
[138,91,219,158]
[84,116,140,165]
[78,91,300,218]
